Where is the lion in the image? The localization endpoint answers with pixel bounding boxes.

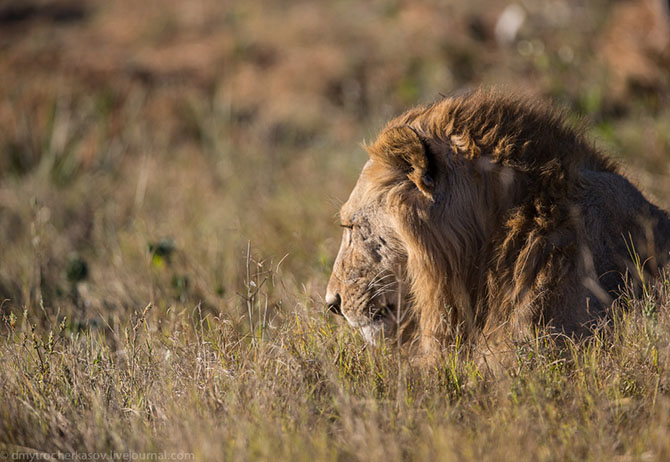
[325,90,670,362]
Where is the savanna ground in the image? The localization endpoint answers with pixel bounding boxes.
[1,0,670,460]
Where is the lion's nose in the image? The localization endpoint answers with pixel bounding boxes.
[326,292,343,316]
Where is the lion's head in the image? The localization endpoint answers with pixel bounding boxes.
[325,121,484,346]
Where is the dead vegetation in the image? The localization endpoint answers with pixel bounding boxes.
[1,0,670,460]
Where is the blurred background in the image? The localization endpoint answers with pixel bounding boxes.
[1,0,669,328]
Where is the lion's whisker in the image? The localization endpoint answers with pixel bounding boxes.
[367,271,394,289]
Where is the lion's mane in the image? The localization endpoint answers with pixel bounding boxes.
[363,90,670,356]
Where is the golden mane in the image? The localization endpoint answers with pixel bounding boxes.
[360,90,668,359]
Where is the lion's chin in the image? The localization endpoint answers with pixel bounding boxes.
[360,322,385,345]
[342,314,384,345]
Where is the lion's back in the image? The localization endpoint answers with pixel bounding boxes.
[577,168,670,295]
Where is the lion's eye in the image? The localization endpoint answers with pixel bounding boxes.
[340,223,355,229]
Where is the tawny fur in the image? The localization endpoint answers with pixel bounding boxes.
[327,90,670,361]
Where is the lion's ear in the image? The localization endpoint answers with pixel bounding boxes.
[368,125,435,199]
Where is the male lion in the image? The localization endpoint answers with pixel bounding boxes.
[325,90,670,360]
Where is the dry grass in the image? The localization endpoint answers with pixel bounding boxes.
[1,0,670,460]
[2,275,670,461]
